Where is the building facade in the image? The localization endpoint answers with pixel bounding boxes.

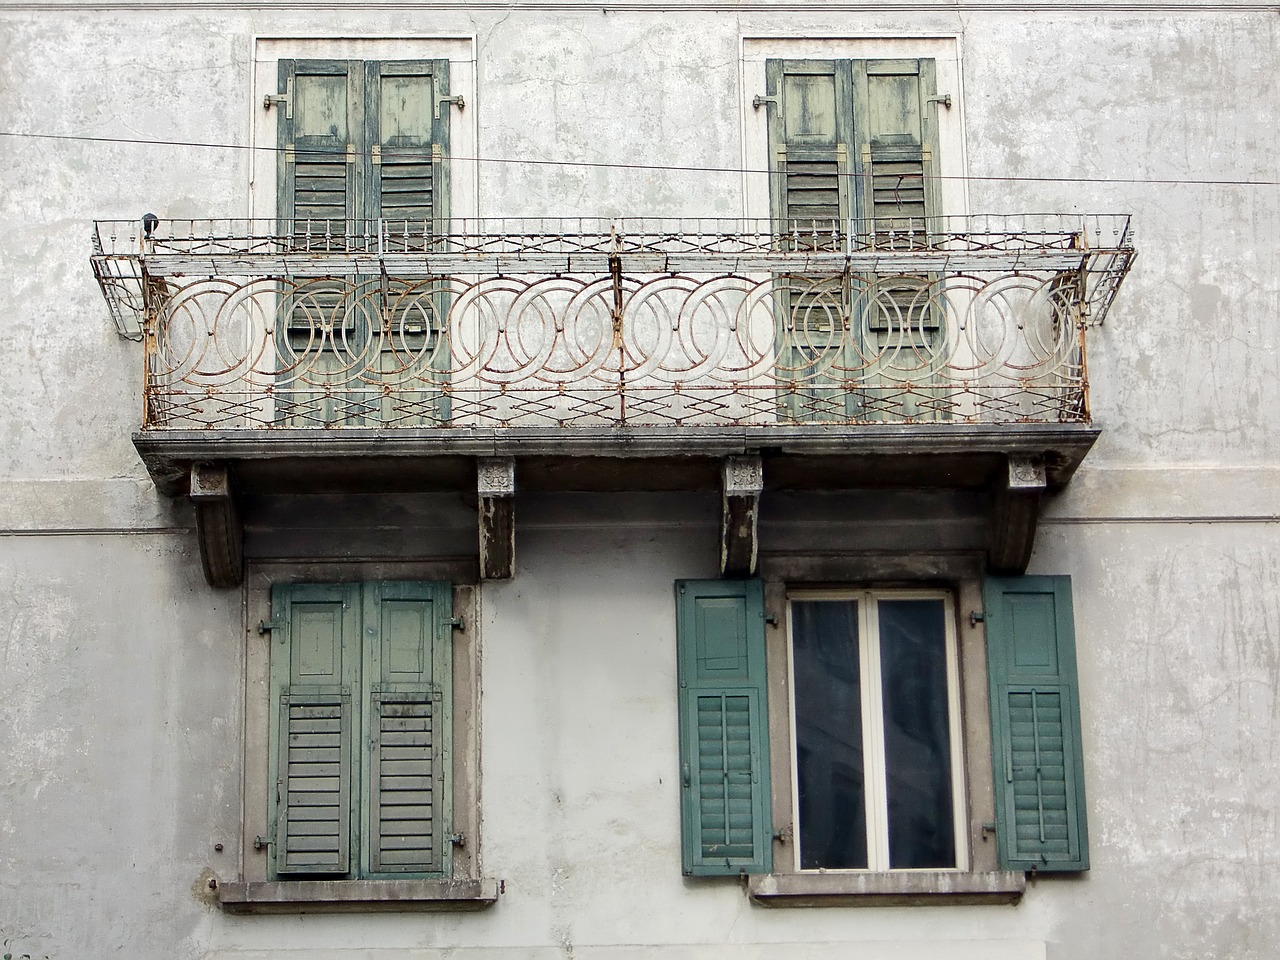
[1,2,1278,959]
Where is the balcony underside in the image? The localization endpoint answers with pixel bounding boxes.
[136,423,1098,497]
[138,422,1097,589]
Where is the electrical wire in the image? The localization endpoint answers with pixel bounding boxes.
[1,128,1276,188]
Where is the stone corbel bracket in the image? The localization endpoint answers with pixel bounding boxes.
[988,454,1047,574]
[721,455,764,576]
[191,462,244,588]
[477,457,515,580]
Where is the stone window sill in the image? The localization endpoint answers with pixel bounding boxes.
[216,878,500,914]
[748,870,1026,907]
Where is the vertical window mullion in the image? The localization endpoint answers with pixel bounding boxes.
[943,595,969,870]
[861,593,891,871]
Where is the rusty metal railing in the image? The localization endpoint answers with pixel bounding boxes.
[91,215,1133,429]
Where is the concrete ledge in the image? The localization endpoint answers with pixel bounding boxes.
[748,870,1026,907]
[216,878,500,913]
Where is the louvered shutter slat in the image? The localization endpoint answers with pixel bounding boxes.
[276,692,352,873]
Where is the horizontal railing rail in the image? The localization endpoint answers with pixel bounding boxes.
[90,215,1133,429]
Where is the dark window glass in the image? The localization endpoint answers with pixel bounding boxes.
[792,600,866,869]
[878,598,956,868]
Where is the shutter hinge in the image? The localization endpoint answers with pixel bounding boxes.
[927,93,953,109]
[253,835,274,851]
[263,78,293,118]
[432,143,443,164]
[257,617,284,635]
[981,822,997,841]
[450,616,465,631]
[435,93,465,119]
[371,144,381,165]
[449,832,466,847]
[969,611,986,627]
[346,143,356,165]
[283,145,295,166]
[752,93,779,110]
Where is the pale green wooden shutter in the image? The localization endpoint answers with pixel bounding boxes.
[270,583,360,876]
[851,58,941,240]
[366,60,451,426]
[765,60,855,422]
[362,581,452,877]
[675,579,772,876]
[985,575,1090,872]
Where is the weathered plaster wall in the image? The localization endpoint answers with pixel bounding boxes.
[1,3,1278,960]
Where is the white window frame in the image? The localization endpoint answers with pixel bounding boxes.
[784,586,969,873]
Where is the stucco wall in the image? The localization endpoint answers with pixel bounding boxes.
[1,3,1278,959]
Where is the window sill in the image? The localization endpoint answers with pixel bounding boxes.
[748,870,1026,907]
[216,878,501,914]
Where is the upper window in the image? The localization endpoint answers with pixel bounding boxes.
[273,57,454,428]
[788,589,965,872]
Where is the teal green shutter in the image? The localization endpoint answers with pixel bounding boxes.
[985,575,1090,872]
[270,582,360,876]
[362,581,452,876]
[675,579,771,876]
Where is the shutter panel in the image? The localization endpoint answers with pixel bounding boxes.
[270,583,360,876]
[985,575,1090,872]
[363,581,452,876]
[675,579,772,876]
[278,60,362,244]
[852,58,940,241]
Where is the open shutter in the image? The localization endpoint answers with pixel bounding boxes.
[270,583,360,876]
[363,581,452,876]
[985,575,1090,872]
[675,580,771,876]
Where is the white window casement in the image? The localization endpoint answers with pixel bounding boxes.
[786,588,967,874]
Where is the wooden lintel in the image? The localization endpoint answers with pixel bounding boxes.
[478,457,515,580]
[190,462,244,588]
[988,455,1047,574]
[721,455,763,576]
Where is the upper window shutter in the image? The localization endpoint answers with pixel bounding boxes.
[984,575,1090,873]
[766,59,854,242]
[277,59,362,236]
[851,58,941,235]
[367,60,450,235]
[270,582,360,876]
[362,581,453,877]
[675,579,772,876]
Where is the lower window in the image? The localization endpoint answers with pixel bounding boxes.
[269,580,453,880]
[788,590,965,872]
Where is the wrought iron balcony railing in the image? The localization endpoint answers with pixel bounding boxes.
[91,215,1133,431]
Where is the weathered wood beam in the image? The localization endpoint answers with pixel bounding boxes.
[721,455,764,576]
[477,457,515,580]
[988,455,1046,574]
[190,462,244,588]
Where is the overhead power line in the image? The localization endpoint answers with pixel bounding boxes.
[1,129,1276,188]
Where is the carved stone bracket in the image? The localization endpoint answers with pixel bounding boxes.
[721,455,764,577]
[190,462,244,588]
[477,457,515,580]
[988,455,1047,574]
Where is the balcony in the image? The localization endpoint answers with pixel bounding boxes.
[92,215,1133,585]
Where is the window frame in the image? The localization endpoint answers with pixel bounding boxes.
[751,576,1027,905]
[219,560,494,913]
[783,586,969,874]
